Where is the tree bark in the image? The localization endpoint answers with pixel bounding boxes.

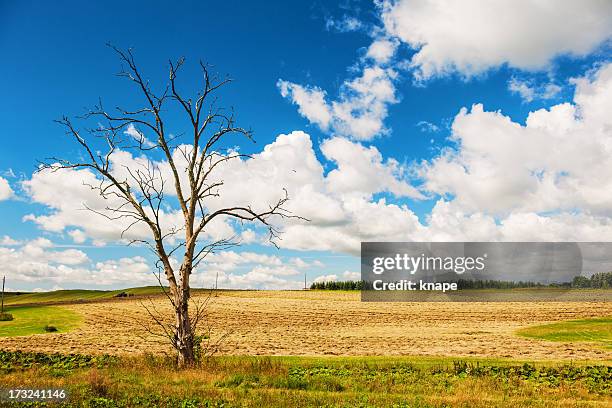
[175,287,195,367]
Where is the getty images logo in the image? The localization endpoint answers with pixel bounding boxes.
[372,253,487,275]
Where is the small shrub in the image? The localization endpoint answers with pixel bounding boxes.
[0,312,14,321]
[87,368,111,397]
[44,324,58,332]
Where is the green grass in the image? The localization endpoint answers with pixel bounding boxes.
[517,317,612,349]
[2,286,169,306]
[0,305,81,336]
[0,352,610,407]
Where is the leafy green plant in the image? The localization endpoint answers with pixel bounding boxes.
[0,350,118,372]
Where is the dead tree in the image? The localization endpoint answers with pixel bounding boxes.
[42,45,298,367]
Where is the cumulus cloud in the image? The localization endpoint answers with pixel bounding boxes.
[321,137,422,199]
[280,1,611,143]
[342,271,360,280]
[380,0,612,80]
[422,62,612,217]
[278,66,398,140]
[203,131,423,254]
[68,229,87,244]
[22,152,233,245]
[26,83,612,257]
[20,63,612,270]
[0,236,20,246]
[272,63,612,249]
[0,176,13,200]
[202,250,283,271]
[313,274,337,283]
[508,77,562,102]
[192,250,320,289]
[366,38,398,64]
[278,6,405,142]
[211,268,302,290]
[21,238,90,265]
[277,82,332,130]
[507,78,537,102]
[0,237,154,288]
[21,125,426,270]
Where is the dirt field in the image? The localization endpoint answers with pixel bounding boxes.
[1,290,610,360]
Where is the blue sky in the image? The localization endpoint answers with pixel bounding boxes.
[1,1,611,291]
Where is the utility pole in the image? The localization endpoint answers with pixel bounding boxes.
[215,272,218,291]
[1,276,5,314]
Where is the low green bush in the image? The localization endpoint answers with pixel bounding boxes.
[0,312,14,321]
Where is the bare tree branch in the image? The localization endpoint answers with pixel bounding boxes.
[43,45,302,367]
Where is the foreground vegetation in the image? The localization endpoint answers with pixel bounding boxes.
[517,317,612,349]
[0,351,610,407]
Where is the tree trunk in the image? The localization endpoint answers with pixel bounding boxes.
[175,290,195,367]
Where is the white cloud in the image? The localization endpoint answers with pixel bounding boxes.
[0,236,20,246]
[325,15,364,32]
[68,229,87,244]
[239,229,257,244]
[22,152,232,245]
[199,131,423,254]
[416,121,440,133]
[507,78,536,102]
[272,63,612,250]
[366,38,398,64]
[93,257,152,283]
[422,63,612,217]
[290,257,308,268]
[278,66,398,141]
[221,269,302,289]
[543,84,563,99]
[280,4,413,142]
[202,250,283,271]
[124,124,156,148]
[0,238,153,287]
[20,64,612,265]
[508,77,562,102]
[0,176,13,200]
[313,274,337,283]
[280,197,424,254]
[191,249,329,289]
[21,238,89,265]
[281,1,611,143]
[380,0,612,80]
[321,137,422,199]
[193,264,302,290]
[342,271,360,280]
[277,81,332,130]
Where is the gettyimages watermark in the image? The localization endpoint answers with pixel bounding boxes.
[361,242,612,302]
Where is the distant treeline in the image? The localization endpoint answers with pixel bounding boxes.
[456,279,555,289]
[310,280,367,290]
[572,272,612,288]
[310,272,612,290]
